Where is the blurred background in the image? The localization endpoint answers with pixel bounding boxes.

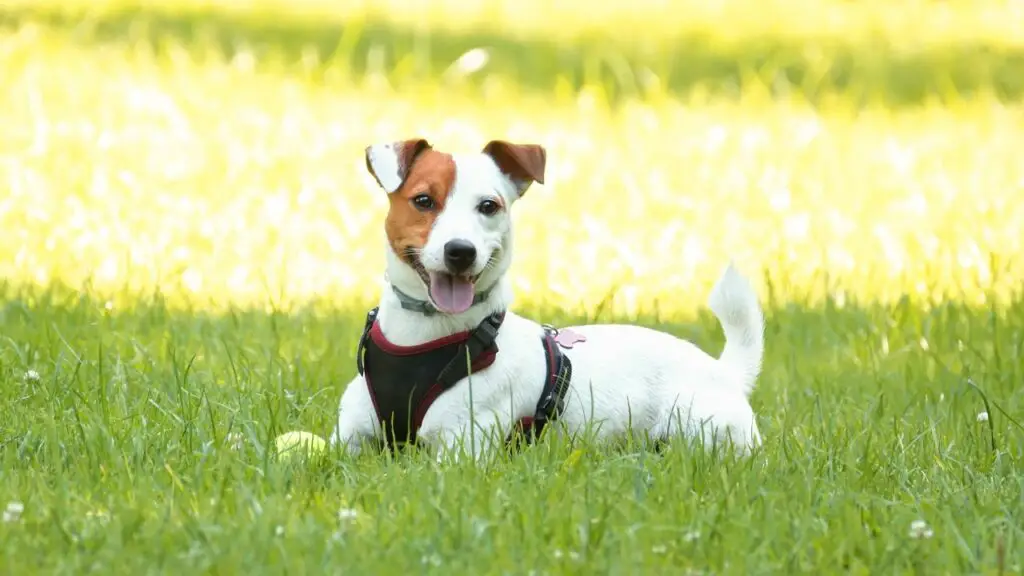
[3,4,1023,570]
[2,0,1023,316]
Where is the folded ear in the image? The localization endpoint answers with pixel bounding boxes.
[365,138,432,193]
[482,140,546,197]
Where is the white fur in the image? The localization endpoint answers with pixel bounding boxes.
[419,154,516,280]
[331,147,766,460]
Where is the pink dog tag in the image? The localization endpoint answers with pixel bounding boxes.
[554,328,587,349]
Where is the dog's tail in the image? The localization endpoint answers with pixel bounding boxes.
[707,261,765,397]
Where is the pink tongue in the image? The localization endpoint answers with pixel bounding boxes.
[428,272,476,314]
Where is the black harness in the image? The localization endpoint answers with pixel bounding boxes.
[355,307,573,450]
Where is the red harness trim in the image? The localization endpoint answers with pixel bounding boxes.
[507,330,565,436]
[355,306,575,449]
[367,321,497,356]
[364,320,500,435]
[515,332,559,432]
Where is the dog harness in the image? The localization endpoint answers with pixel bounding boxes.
[354,307,576,449]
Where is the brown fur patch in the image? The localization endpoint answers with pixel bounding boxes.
[384,149,457,266]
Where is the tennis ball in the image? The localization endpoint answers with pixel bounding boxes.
[274,431,327,461]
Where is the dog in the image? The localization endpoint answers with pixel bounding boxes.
[329,138,765,460]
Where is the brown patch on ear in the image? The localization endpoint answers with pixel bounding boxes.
[482,140,547,192]
[383,149,457,267]
[364,138,431,192]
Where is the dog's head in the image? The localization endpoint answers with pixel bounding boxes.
[365,138,546,314]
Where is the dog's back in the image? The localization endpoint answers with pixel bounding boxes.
[544,263,765,450]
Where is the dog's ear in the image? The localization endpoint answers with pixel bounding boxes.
[482,140,546,197]
[365,138,432,193]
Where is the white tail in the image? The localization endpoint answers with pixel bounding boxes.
[707,261,765,396]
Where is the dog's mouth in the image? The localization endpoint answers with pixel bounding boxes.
[410,260,481,315]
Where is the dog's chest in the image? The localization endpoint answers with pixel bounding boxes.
[362,334,497,446]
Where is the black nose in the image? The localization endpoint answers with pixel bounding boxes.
[443,239,477,274]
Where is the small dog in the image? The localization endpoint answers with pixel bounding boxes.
[330,138,765,459]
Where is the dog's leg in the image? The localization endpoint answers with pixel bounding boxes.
[329,375,380,457]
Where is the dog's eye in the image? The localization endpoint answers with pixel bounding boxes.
[477,199,500,216]
[412,194,435,211]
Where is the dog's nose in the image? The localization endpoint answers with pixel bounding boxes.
[443,239,477,274]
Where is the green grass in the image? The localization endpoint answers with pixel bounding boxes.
[2,0,1024,573]
[2,285,1022,573]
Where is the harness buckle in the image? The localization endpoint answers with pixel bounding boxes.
[435,312,505,389]
[535,393,559,421]
[470,314,502,348]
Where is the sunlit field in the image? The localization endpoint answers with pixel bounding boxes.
[2,1,1023,573]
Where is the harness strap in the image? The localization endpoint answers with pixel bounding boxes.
[435,313,504,388]
[357,307,503,382]
[355,307,378,377]
[512,327,574,445]
[356,307,574,449]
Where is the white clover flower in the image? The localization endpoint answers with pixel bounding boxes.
[909,519,934,539]
[24,370,40,382]
[3,501,24,523]
[977,411,989,422]
[226,432,244,451]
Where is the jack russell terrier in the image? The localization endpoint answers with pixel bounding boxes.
[330,138,766,459]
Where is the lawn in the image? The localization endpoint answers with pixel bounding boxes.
[1,0,1023,573]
